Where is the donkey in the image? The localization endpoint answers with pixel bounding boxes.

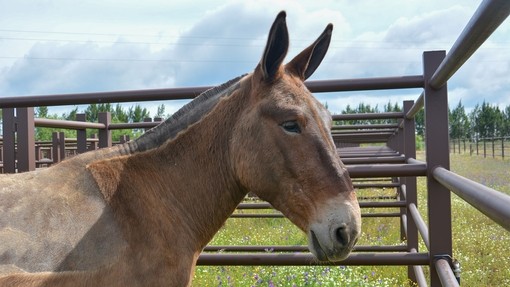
[0,11,361,286]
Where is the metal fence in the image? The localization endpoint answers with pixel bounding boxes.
[1,1,510,286]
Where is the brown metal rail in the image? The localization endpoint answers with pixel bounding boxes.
[0,76,424,109]
[203,245,408,253]
[433,167,510,232]
[196,252,429,266]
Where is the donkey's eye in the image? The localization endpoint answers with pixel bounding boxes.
[281,121,301,134]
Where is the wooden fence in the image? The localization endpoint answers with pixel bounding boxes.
[1,1,510,286]
[450,137,510,159]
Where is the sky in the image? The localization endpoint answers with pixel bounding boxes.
[1,0,509,118]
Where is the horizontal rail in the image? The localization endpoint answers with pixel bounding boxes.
[34,118,105,130]
[332,123,399,130]
[305,75,424,92]
[236,201,405,210]
[331,129,397,134]
[332,112,404,121]
[333,132,394,138]
[109,122,161,130]
[230,212,401,218]
[0,76,424,108]
[341,156,406,164]
[34,118,163,130]
[0,86,209,108]
[203,245,408,253]
[429,0,510,89]
[406,158,426,165]
[433,167,510,232]
[196,252,430,266]
[347,163,427,177]
[353,183,401,189]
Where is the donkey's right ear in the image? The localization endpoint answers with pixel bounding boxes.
[257,11,289,82]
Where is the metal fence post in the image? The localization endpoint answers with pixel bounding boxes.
[98,112,111,148]
[403,100,419,284]
[395,117,406,241]
[76,113,87,154]
[16,107,36,172]
[423,50,452,287]
[52,132,61,164]
[2,108,16,173]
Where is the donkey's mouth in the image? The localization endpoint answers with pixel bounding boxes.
[309,230,328,261]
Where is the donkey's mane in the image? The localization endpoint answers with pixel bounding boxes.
[127,74,247,153]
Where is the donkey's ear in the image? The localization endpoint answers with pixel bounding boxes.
[258,11,289,81]
[286,24,333,80]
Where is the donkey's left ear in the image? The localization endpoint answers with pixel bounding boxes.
[286,24,333,80]
[258,11,289,82]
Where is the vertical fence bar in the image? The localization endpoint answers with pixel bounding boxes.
[502,137,505,159]
[52,132,61,164]
[98,112,111,148]
[395,117,406,241]
[423,51,452,287]
[58,131,65,161]
[16,107,36,172]
[76,113,87,154]
[2,108,16,173]
[403,100,419,284]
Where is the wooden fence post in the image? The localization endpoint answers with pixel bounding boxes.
[502,137,505,159]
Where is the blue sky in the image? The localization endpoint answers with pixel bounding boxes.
[1,0,509,117]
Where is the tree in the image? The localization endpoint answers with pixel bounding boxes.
[155,104,166,119]
[470,101,504,138]
[128,104,150,123]
[502,105,510,137]
[35,106,49,118]
[449,100,470,139]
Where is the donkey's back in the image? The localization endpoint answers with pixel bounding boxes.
[0,149,126,275]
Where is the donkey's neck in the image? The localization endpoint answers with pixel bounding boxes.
[124,75,246,155]
[104,83,249,257]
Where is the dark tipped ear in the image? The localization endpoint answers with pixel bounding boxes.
[286,23,333,80]
[258,11,289,81]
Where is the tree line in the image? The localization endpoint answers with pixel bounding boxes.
[335,100,510,140]
[11,99,510,142]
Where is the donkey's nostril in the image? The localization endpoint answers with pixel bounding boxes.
[335,225,349,246]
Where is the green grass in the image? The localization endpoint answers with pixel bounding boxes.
[192,153,510,286]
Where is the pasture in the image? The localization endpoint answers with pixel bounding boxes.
[193,152,510,286]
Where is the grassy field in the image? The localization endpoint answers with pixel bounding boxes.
[192,153,510,286]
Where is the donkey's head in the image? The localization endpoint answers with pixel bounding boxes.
[230,12,361,261]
